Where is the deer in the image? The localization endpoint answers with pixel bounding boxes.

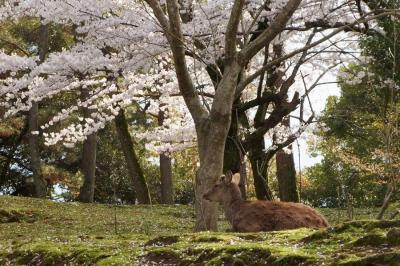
[203,171,329,232]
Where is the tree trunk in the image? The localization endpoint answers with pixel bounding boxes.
[248,136,273,200]
[223,112,246,198]
[28,22,49,198]
[160,153,173,204]
[194,123,221,232]
[28,102,46,198]
[275,145,299,202]
[114,109,150,204]
[377,183,395,220]
[239,161,247,199]
[78,88,98,203]
[194,63,242,232]
[158,109,174,204]
[275,118,299,202]
[78,131,97,203]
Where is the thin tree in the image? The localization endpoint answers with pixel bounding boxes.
[115,109,151,204]
[28,21,48,198]
[158,108,174,204]
[78,87,98,203]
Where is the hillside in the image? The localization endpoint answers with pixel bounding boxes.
[0,196,399,265]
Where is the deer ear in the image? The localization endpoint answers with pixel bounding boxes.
[231,173,240,185]
[224,170,233,184]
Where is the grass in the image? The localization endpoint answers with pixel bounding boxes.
[0,196,399,265]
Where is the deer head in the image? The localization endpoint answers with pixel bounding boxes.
[203,171,241,203]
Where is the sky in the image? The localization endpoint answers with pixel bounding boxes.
[292,72,341,170]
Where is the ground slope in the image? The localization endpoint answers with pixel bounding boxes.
[0,196,399,265]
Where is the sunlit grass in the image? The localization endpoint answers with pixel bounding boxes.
[0,196,399,265]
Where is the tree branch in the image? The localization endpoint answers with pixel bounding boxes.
[235,92,279,112]
[236,10,399,95]
[243,92,300,149]
[225,0,246,61]
[239,0,302,65]
[0,150,32,172]
[145,0,208,124]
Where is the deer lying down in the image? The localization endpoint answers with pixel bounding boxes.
[203,171,329,232]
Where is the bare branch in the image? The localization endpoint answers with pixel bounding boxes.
[239,0,302,65]
[243,91,300,149]
[236,92,279,112]
[236,10,399,94]
[225,0,246,61]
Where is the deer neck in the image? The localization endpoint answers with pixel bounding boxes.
[222,185,243,226]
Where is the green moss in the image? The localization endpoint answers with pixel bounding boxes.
[1,196,400,266]
[269,254,313,266]
[193,235,225,243]
[301,228,331,243]
[195,245,272,265]
[387,228,400,246]
[334,220,400,233]
[351,233,387,246]
[0,209,40,223]
[340,252,400,266]
[145,235,179,246]
[95,255,132,266]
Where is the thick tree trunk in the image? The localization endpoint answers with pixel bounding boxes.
[194,62,242,232]
[78,132,97,203]
[158,109,174,204]
[275,118,299,202]
[194,124,221,231]
[194,119,228,231]
[248,136,273,200]
[160,153,173,204]
[115,109,150,204]
[28,102,46,198]
[28,22,49,198]
[276,146,299,202]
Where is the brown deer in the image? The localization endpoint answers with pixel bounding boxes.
[203,171,329,232]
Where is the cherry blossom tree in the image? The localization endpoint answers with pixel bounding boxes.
[1,0,398,230]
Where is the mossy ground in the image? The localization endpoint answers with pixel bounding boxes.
[0,196,399,265]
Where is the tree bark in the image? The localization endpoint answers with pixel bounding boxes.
[194,61,242,231]
[239,161,247,200]
[248,136,273,200]
[114,109,151,204]
[78,88,98,203]
[160,153,173,204]
[28,102,46,198]
[223,112,246,198]
[78,131,97,203]
[158,109,174,204]
[275,118,299,202]
[28,22,49,198]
